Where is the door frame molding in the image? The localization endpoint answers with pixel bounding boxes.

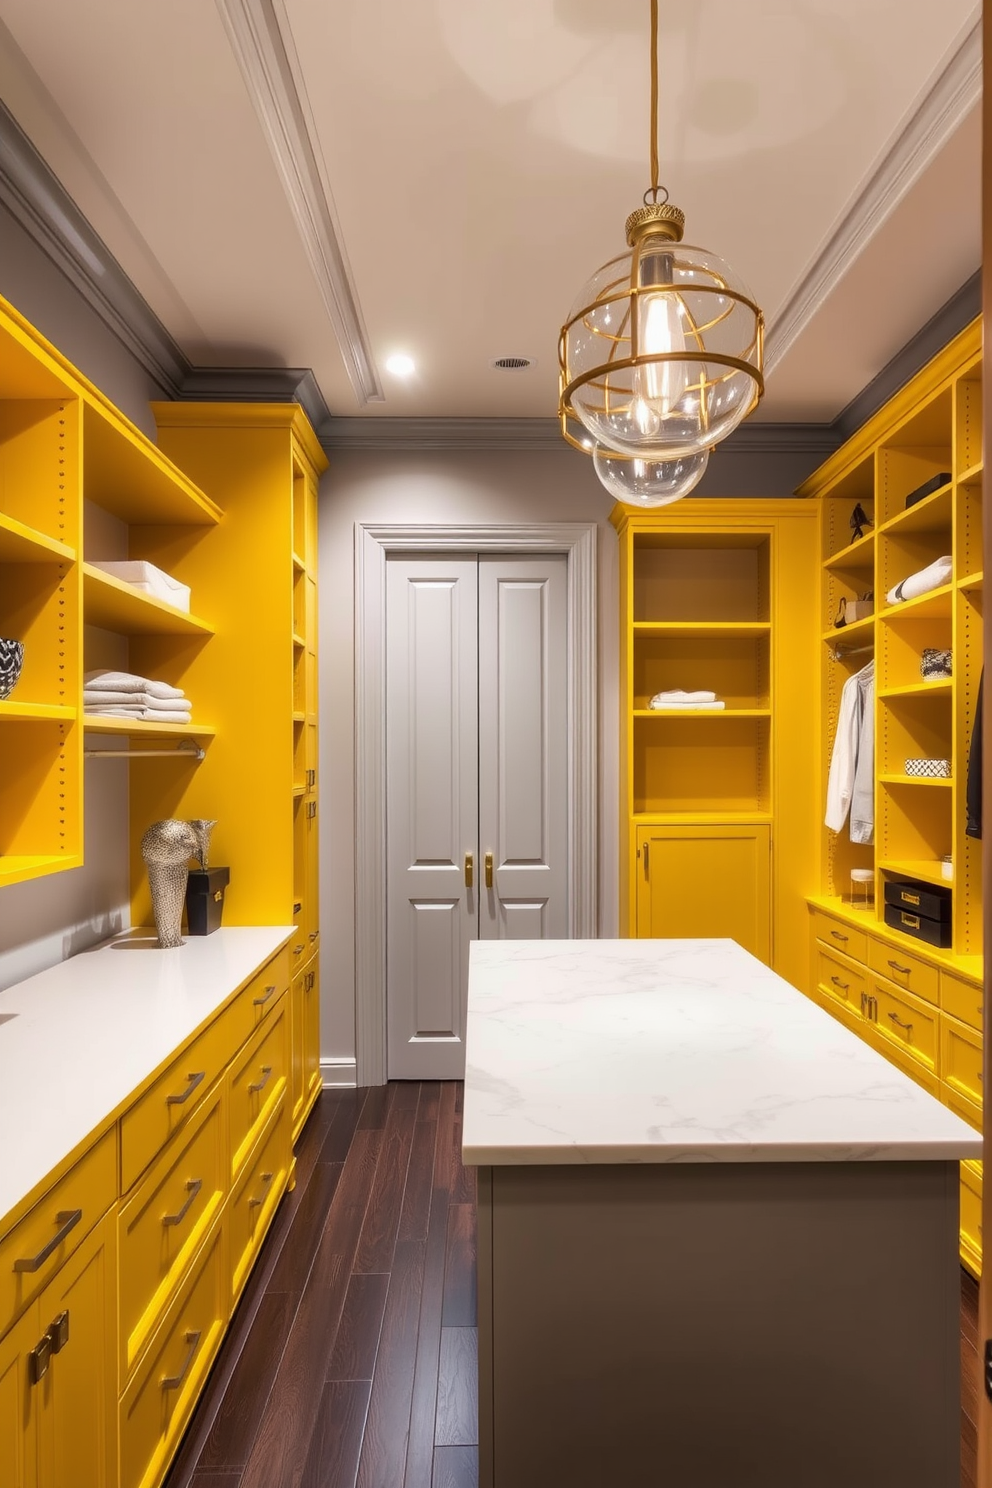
[355,522,598,1086]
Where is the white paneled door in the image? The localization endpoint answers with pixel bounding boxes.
[386,553,568,1079]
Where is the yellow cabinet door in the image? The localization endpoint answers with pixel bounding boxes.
[35,1208,117,1488]
[635,823,771,962]
[303,957,321,1112]
[0,1301,40,1488]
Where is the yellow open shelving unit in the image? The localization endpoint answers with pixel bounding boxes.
[799,316,984,1276]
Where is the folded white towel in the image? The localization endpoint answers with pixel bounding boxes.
[885,555,952,606]
[650,689,718,704]
[83,690,189,711]
[648,699,726,710]
[85,705,192,723]
[84,670,185,700]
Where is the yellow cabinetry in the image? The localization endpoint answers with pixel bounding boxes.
[613,500,818,987]
[801,318,984,1275]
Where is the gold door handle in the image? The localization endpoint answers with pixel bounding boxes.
[465,853,473,888]
[485,852,493,888]
[643,842,650,878]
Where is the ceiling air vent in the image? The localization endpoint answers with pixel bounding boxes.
[491,356,534,370]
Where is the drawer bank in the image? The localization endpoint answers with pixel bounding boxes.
[0,926,317,1488]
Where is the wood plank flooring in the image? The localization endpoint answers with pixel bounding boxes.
[164,1084,981,1488]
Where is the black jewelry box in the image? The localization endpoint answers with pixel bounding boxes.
[904,472,951,508]
[882,877,951,922]
[185,866,230,935]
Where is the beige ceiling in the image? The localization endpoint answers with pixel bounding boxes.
[0,0,981,423]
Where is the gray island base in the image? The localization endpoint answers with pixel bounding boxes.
[464,940,981,1488]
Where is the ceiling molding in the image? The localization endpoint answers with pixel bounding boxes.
[764,12,981,374]
[179,364,329,432]
[833,270,981,441]
[214,0,382,406]
[318,416,843,456]
[0,96,187,396]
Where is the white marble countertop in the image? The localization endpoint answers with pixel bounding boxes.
[462,939,983,1165]
[0,926,292,1223]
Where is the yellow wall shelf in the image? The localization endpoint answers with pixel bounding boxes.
[82,564,215,636]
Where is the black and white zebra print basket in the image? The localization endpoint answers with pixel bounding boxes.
[0,638,24,700]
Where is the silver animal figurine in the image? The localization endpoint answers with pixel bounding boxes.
[141,819,199,948]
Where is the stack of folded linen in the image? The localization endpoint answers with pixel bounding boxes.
[83,670,192,723]
[648,689,725,711]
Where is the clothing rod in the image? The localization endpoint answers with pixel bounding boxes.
[84,744,205,761]
[830,642,875,660]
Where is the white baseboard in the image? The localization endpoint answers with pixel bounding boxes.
[321,1056,358,1089]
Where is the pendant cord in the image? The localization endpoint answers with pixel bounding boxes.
[649,0,659,196]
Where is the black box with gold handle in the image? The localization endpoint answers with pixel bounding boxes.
[882,876,951,947]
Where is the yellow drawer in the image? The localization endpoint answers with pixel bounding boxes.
[0,1126,116,1338]
[120,948,291,1193]
[815,946,868,1019]
[867,937,938,1006]
[229,1096,291,1306]
[961,1163,983,1275]
[120,1221,227,1488]
[812,911,867,964]
[867,1024,940,1099]
[941,1013,983,1109]
[230,998,289,1179]
[869,976,938,1077]
[941,971,983,1033]
[118,1089,227,1381]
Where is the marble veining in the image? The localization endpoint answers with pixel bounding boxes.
[462,939,982,1165]
[0,926,292,1220]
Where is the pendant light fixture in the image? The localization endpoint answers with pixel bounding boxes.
[558,0,764,500]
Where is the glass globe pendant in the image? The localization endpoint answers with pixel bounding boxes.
[592,445,709,507]
[558,0,764,467]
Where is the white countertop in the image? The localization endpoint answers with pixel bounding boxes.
[0,927,292,1222]
[462,939,983,1165]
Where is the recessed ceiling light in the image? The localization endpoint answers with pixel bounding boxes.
[385,353,416,377]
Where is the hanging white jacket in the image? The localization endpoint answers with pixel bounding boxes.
[825,660,874,836]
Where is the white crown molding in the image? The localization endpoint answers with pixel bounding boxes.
[354,522,598,1087]
[214,0,382,406]
[764,12,982,374]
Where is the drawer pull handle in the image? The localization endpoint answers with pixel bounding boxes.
[248,1171,275,1210]
[830,975,850,990]
[253,984,278,1007]
[48,1310,70,1355]
[830,930,849,942]
[249,1065,273,1095]
[888,1012,913,1032]
[888,959,912,975]
[28,1332,52,1384]
[14,1209,82,1272]
[308,931,319,942]
[163,1178,203,1228]
[161,1330,201,1391]
[167,1071,206,1107]
[900,892,921,907]
[293,945,304,957]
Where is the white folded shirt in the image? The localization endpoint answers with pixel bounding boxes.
[83,690,189,711]
[649,689,717,704]
[649,698,726,710]
[885,555,952,606]
[84,670,186,699]
[84,705,192,723]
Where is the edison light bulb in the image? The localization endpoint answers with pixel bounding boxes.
[632,245,689,434]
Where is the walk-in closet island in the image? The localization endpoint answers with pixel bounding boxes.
[464,938,980,1488]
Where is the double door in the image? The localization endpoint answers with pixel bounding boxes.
[386,554,568,1078]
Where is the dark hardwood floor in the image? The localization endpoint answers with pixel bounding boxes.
[165,1084,982,1488]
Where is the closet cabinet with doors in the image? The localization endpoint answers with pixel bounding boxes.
[613,500,819,990]
[799,317,984,1275]
[384,554,568,1079]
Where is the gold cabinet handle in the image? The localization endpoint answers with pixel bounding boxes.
[29,1332,52,1385]
[830,930,848,943]
[887,959,911,976]
[253,984,278,1007]
[161,1330,201,1391]
[166,1071,205,1107]
[869,996,878,1021]
[643,842,650,878]
[248,1171,275,1210]
[887,1011,913,1033]
[48,1310,69,1356]
[830,975,850,990]
[248,1065,273,1095]
[163,1179,203,1228]
[309,931,319,943]
[860,991,867,1016]
[14,1209,82,1272]
[485,852,494,889]
[465,852,474,888]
